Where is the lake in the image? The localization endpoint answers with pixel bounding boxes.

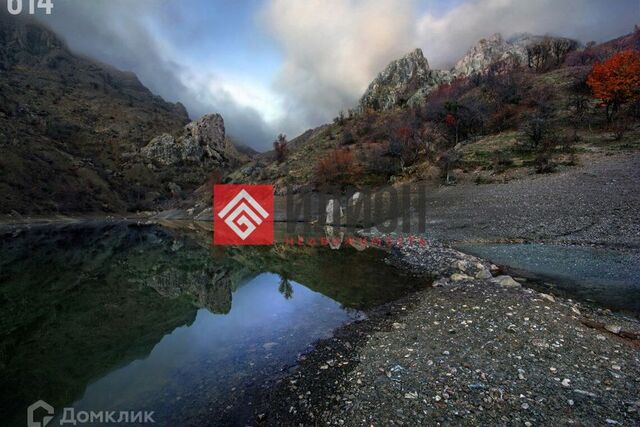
[0,221,425,426]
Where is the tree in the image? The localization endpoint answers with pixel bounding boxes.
[273,133,288,163]
[522,116,551,150]
[437,149,461,185]
[586,50,640,123]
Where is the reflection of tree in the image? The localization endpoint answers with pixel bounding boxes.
[278,274,294,300]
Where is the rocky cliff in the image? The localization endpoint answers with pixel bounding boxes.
[359,33,578,111]
[359,48,451,111]
[142,114,227,166]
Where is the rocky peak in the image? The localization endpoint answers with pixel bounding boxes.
[453,33,515,76]
[454,32,579,77]
[183,113,226,152]
[359,48,450,111]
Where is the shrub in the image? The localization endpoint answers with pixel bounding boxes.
[521,116,551,150]
[315,148,358,188]
[340,129,355,146]
[492,151,514,173]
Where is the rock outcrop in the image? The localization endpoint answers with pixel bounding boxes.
[453,33,578,77]
[142,114,226,166]
[452,33,523,76]
[358,33,578,112]
[359,48,451,111]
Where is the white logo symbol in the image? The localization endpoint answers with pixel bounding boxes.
[217,189,269,240]
[27,400,54,427]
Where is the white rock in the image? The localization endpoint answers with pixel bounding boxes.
[490,275,521,288]
[475,269,492,279]
[540,293,556,303]
[604,324,621,334]
[450,273,472,281]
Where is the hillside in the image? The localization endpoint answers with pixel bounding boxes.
[224,29,640,196]
[0,12,245,216]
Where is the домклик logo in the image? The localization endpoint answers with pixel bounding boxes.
[213,185,274,245]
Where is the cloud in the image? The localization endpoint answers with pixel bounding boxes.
[265,0,639,130]
[418,0,640,68]
[31,0,639,150]
[36,0,278,150]
[262,0,417,129]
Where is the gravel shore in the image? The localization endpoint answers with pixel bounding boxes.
[253,242,640,426]
[414,153,640,248]
[248,154,640,426]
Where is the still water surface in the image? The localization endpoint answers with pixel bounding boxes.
[0,221,423,426]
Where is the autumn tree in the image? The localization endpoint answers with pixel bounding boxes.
[273,133,288,163]
[587,50,640,122]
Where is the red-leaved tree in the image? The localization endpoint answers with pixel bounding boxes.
[587,50,640,122]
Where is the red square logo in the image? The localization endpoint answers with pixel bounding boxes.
[213,184,274,245]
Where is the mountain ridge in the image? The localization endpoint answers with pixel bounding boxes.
[0,11,243,215]
[358,32,580,112]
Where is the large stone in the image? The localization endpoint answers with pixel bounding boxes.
[184,113,226,153]
[141,133,180,166]
[142,114,227,166]
[490,275,521,288]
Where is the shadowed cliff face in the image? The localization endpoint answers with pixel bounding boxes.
[0,11,200,215]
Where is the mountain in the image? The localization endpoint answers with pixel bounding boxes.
[0,12,242,216]
[214,28,638,209]
[359,33,579,112]
[359,48,451,111]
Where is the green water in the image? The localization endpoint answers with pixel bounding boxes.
[0,221,424,426]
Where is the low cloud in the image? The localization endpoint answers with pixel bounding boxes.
[416,0,640,68]
[32,0,639,150]
[265,0,638,130]
[263,0,416,128]
[37,0,277,150]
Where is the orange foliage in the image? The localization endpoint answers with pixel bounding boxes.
[315,148,359,188]
[587,50,640,119]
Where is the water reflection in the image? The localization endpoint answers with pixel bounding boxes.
[0,221,423,426]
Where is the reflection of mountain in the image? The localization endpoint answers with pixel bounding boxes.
[0,222,242,426]
[0,221,421,426]
[158,221,424,309]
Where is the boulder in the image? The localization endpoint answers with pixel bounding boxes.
[142,114,227,166]
[490,275,521,288]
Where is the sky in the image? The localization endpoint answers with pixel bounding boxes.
[35,0,640,151]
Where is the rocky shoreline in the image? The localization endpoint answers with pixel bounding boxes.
[252,239,640,426]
